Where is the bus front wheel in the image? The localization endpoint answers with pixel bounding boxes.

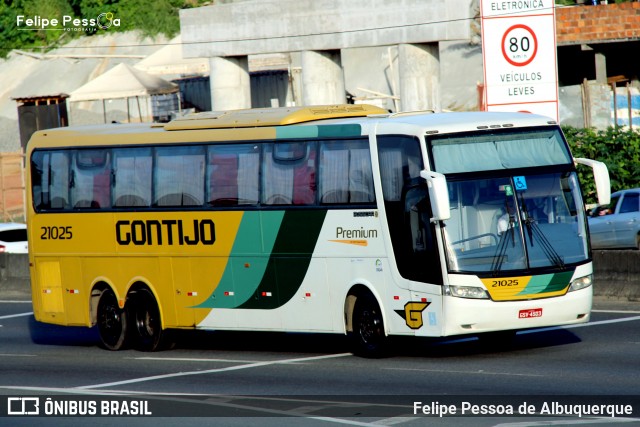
[97,288,128,351]
[350,294,387,358]
[128,289,171,352]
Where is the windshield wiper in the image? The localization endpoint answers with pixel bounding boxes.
[520,194,565,269]
[491,199,516,275]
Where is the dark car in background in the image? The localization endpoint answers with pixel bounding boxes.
[588,188,640,250]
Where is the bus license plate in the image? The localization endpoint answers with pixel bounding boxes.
[519,308,542,319]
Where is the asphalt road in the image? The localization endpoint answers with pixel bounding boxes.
[1,298,639,426]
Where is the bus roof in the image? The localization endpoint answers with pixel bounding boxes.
[163,104,388,130]
[376,110,558,135]
[26,105,559,150]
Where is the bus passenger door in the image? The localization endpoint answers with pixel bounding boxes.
[377,135,444,335]
[392,185,444,289]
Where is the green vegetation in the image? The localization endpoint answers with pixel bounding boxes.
[0,0,209,57]
[564,126,640,205]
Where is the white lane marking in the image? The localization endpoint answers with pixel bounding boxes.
[520,315,640,335]
[0,312,33,320]
[0,385,204,395]
[0,300,32,304]
[76,352,352,390]
[371,417,419,425]
[0,354,36,357]
[592,309,640,314]
[383,367,545,377]
[130,356,267,363]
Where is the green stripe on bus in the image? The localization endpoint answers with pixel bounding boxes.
[276,126,318,139]
[238,209,327,310]
[540,270,574,293]
[275,124,361,139]
[194,211,285,309]
[517,270,574,296]
[317,124,362,137]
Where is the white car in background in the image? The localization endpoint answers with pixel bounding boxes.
[588,188,640,250]
[0,222,28,254]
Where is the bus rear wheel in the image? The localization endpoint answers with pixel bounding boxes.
[97,288,128,351]
[128,289,171,352]
[350,294,387,358]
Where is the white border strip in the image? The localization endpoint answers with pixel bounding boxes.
[76,353,352,390]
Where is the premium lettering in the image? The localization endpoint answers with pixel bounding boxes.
[116,219,215,246]
[336,226,378,239]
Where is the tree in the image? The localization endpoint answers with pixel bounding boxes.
[0,0,74,56]
[0,0,208,57]
[565,126,640,205]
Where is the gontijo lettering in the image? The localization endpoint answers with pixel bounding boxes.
[116,219,215,246]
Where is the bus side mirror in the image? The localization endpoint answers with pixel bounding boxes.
[420,170,451,222]
[574,158,611,206]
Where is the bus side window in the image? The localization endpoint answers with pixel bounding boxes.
[154,146,205,207]
[319,140,374,205]
[262,142,316,206]
[71,149,111,209]
[31,152,47,210]
[112,148,152,208]
[31,151,71,210]
[207,144,260,206]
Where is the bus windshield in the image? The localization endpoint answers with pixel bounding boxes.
[442,171,589,274]
[429,127,572,173]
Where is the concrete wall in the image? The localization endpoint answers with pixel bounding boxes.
[2,251,639,301]
[0,253,29,299]
[180,0,479,112]
[180,0,472,57]
[592,250,640,301]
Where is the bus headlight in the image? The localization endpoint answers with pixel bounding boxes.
[449,286,489,299]
[569,275,593,292]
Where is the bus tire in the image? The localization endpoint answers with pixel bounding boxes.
[128,289,171,352]
[97,288,128,351]
[350,293,387,358]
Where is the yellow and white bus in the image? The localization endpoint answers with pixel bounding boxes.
[26,105,610,356]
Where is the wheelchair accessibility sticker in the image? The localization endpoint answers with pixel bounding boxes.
[514,176,527,191]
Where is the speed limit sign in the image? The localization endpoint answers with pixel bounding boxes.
[480,1,559,121]
[501,24,538,67]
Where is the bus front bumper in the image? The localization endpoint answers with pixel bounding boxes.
[441,286,592,337]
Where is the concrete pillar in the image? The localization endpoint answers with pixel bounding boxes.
[209,56,250,110]
[594,51,607,84]
[301,50,346,105]
[398,43,441,112]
